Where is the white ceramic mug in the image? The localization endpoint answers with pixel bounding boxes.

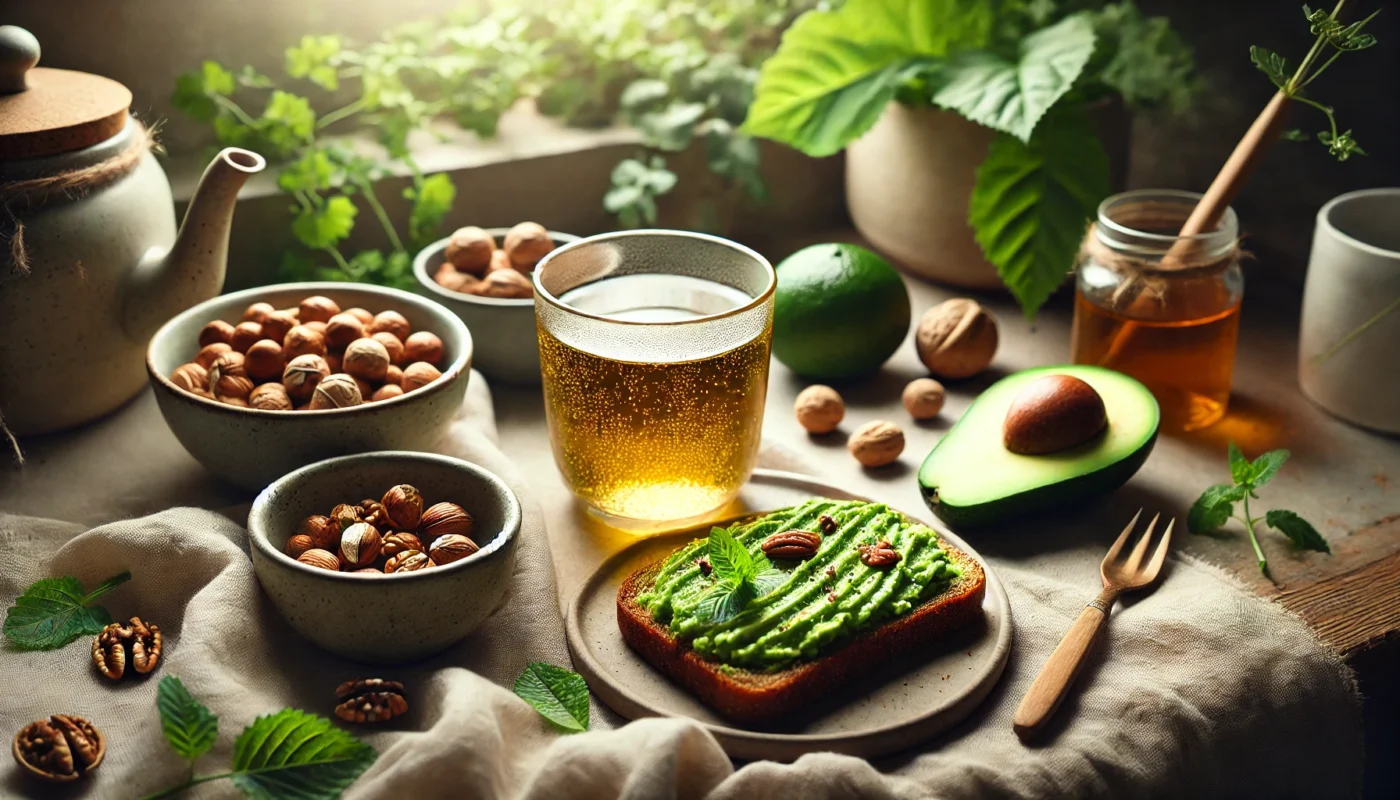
[1298,188,1400,433]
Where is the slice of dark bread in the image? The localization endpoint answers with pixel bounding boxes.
[617,538,986,725]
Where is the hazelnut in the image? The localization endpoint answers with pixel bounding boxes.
[848,420,905,468]
[371,384,403,402]
[170,363,208,394]
[325,352,343,373]
[419,502,474,543]
[368,310,411,341]
[385,550,432,573]
[794,385,844,434]
[283,325,328,359]
[429,533,480,565]
[402,332,444,365]
[208,350,246,380]
[339,522,382,568]
[284,534,315,559]
[915,299,998,379]
[381,531,424,558]
[343,338,390,382]
[474,268,534,298]
[330,504,361,531]
[384,364,404,386]
[445,226,495,276]
[309,373,363,410]
[488,249,512,273]
[372,332,406,366]
[243,302,274,323]
[344,307,374,326]
[299,295,341,324]
[903,378,946,420]
[297,549,340,571]
[213,375,254,401]
[194,342,232,368]
[230,321,263,353]
[503,221,553,270]
[245,339,285,381]
[381,484,423,530]
[401,362,442,392]
[198,320,235,347]
[249,382,294,411]
[326,313,366,349]
[434,264,476,293]
[304,320,328,334]
[261,309,299,343]
[219,396,250,408]
[282,354,331,402]
[299,514,341,549]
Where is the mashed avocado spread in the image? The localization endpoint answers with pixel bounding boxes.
[636,499,961,671]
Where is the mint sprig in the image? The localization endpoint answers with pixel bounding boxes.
[696,526,785,624]
[513,662,590,733]
[3,571,131,650]
[1188,442,1329,578]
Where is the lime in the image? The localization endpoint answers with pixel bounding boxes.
[772,244,910,379]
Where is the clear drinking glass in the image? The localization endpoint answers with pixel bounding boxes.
[533,230,776,528]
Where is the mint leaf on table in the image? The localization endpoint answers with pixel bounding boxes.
[229,709,377,798]
[1244,449,1290,489]
[1227,442,1253,486]
[514,662,590,733]
[157,676,219,762]
[3,571,131,650]
[1187,484,1246,534]
[1266,510,1331,554]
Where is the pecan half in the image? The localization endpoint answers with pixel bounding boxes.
[92,617,162,680]
[760,530,821,560]
[335,678,408,724]
[858,540,902,568]
[381,531,424,559]
[12,714,106,782]
[818,514,838,535]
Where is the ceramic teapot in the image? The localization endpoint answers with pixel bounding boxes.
[0,25,264,437]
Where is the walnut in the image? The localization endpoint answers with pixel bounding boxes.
[847,420,904,468]
[334,678,408,724]
[381,531,424,558]
[902,378,946,420]
[385,550,433,573]
[92,617,162,680]
[445,226,495,277]
[858,540,902,568]
[309,373,362,410]
[760,530,821,560]
[343,338,390,382]
[428,533,480,565]
[794,385,844,434]
[282,354,331,403]
[12,715,105,782]
[503,221,554,270]
[915,298,998,379]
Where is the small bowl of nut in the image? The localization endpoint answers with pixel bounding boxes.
[147,282,471,491]
[413,223,579,387]
[248,450,520,664]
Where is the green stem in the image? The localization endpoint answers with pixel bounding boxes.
[317,98,368,131]
[1299,50,1345,90]
[325,246,354,274]
[213,95,259,129]
[138,771,233,800]
[1286,0,1348,94]
[1312,293,1400,364]
[356,179,405,253]
[1241,494,1269,577]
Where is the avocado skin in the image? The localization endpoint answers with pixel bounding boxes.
[921,429,1157,527]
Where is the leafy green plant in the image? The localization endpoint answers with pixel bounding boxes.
[743,0,1198,319]
[513,662,591,732]
[696,525,785,623]
[142,675,376,800]
[1188,443,1329,578]
[3,571,130,650]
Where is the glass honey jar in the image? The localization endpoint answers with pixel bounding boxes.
[1070,190,1243,432]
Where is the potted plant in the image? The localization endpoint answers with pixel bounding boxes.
[743,0,1196,318]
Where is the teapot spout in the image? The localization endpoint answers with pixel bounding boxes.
[124,148,265,338]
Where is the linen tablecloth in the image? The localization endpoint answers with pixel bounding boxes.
[0,375,1363,799]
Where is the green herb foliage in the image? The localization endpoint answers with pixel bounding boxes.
[3,571,130,650]
[1188,443,1329,578]
[1255,3,1381,161]
[514,662,591,733]
[696,525,786,624]
[142,675,376,800]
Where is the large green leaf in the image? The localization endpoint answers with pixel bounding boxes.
[1266,510,1330,554]
[229,709,376,800]
[157,676,219,762]
[514,663,591,733]
[969,107,1109,319]
[743,0,994,156]
[930,12,1097,142]
[3,572,130,651]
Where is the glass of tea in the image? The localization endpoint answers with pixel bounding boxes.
[1070,189,1243,432]
[533,230,775,528]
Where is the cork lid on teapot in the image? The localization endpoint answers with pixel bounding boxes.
[0,25,131,161]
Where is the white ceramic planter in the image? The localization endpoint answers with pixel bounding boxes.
[1299,188,1400,433]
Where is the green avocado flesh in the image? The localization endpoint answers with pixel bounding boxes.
[636,500,961,672]
[918,365,1159,527]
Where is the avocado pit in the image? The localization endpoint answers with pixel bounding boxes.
[1003,374,1108,455]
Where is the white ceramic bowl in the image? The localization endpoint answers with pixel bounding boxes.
[248,451,521,664]
[147,282,471,491]
[413,228,579,386]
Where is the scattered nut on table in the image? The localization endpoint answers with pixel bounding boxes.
[334,678,408,724]
[915,298,998,379]
[92,617,162,680]
[12,715,106,782]
[902,378,946,420]
[848,420,905,468]
[794,385,845,434]
[287,487,482,576]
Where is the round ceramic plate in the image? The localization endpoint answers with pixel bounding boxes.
[564,469,1013,762]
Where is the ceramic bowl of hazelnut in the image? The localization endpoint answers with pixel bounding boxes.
[147,283,471,491]
[248,451,520,663]
[413,223,579,386]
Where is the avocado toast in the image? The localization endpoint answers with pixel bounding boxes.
[617,499,986,724]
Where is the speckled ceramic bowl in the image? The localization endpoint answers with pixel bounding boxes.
[148,282,471,492]
[413,228,579,386]
[248,451,520,663]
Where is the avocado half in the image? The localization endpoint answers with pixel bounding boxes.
[918,365,1159,527]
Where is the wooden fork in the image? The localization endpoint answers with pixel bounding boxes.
[1013,510,1175,740]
